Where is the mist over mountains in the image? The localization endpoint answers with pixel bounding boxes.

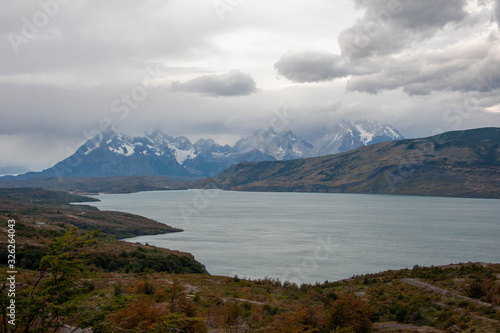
[7,120,403,180]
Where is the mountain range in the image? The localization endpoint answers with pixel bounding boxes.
[193,127,500,198]
[6,120,403,180]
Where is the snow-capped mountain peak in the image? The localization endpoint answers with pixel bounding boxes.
[234,127,314,161]
[167,143,197,164]
[16,120,404,180]
[315,120,404,156]
[79,129,201,165]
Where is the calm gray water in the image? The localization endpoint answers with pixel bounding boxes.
[86,190,500,284]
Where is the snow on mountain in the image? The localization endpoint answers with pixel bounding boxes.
[108,143,136,156]
[235,120,403,162]
[351,120,403,145]
[170,146,196,164]
[314,120,404,156]
[142,130,198,164]
[234,127,314,161]
[9,120,404,180]
[166,138,197,164]
[354,124,374,145]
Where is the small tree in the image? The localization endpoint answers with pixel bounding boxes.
[1,228,98,332]
[107,297,169,331]
[270,305,318,333]
[327,294,375,333]
[467,280,485,299]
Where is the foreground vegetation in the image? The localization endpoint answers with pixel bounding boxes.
[2,242,499,332]
[0,188,499,332]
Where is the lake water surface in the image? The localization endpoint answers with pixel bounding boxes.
[87,190,500,283]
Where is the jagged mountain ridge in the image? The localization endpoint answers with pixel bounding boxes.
[314,120,404,156]
[193,127,500,198]
[233,128,315,161]
[7,120,403,179]
[234,120,403,161]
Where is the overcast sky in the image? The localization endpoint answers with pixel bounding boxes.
[1,0,500,172]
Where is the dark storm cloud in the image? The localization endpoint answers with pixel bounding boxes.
[352,0,467,29]
[338,0,467,59]
[346,37,500,95]
[274,51,351,82]
[171,70,257,97]
[275,0,500,98]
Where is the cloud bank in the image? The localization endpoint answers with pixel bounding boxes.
[275,0,500,103]
[274,51,350,83]
[171,70,257,97]
[339,0,467,60]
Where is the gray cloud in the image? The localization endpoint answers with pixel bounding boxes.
[346,38,500,95]
[339,0,467,59]
[275,0,500,98]
[274,51,351,82]
[171,70,257,97]
[0,1,224,86]
[357,0,468,29]
[496,0,500,28]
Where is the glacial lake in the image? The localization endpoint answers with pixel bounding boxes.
[86,190,500,284]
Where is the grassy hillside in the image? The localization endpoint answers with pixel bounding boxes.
[0,176,188,194]
[0,187,99,204]
[0,187,182,238]
[1,248,499,332]
[0,188,206,282]
[194,128,500,198]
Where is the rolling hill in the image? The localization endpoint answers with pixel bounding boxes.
[192,127,500,198]
[0,176,186,194]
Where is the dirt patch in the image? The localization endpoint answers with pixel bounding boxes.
[402,278,500,312]
[373,322,450,332]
